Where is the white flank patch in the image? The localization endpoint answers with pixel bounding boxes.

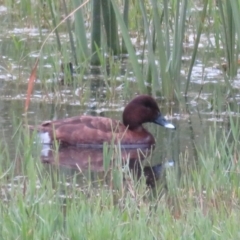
[39,132,51,144]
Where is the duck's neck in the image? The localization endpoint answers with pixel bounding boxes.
[127,125,145,132]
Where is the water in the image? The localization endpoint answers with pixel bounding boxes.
[1,4,240,189]
[0,80,229,185]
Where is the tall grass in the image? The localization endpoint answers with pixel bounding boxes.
[91,0,102,65]
[101,0,120,55]
[1,118,240,238]
[2,1,240,238]
[217,0,239,78]
[72,0,89,62]
[185,0,208,95]
[111,0,145,92]
[5,0,240,99]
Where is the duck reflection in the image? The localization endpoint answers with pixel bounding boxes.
[40,145,172,188]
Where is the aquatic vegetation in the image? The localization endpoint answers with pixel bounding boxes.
[0,0,240,239]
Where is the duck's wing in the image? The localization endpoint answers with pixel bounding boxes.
[38,116,127,145]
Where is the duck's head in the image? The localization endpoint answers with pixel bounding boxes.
[123,95,175,130]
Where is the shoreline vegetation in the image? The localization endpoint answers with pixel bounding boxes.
[0,0,240,239]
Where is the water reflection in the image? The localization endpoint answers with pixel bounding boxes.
[40,145,173,188]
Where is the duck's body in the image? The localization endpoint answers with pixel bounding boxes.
[38,115,155,147]
[33,95,175,147]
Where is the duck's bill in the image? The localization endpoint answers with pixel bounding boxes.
[154,115,176,129]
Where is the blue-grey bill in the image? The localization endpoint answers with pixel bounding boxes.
[154,115,175,129]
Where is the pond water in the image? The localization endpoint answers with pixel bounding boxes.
[0,74,235,188]
[1,3,240,188]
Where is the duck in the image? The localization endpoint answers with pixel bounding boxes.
[33,95,175,147]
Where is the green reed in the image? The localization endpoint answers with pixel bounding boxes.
[4,0,240,101]
[1,1,240,238]
[0,112,240,239]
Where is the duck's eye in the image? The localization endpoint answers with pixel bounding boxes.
[143,101,154,109]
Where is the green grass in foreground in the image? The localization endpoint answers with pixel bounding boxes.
[0,121,240,240]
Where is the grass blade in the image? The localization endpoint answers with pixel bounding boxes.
[111,0,145,92]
